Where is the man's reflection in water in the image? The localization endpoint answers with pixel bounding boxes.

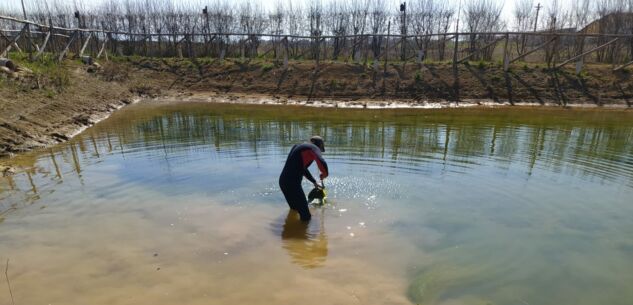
[281,209,328,269]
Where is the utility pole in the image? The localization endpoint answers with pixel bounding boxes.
[384,19,391,94]
[533,3,542,32]
[453,0,461,102]
[75,10,83,55]
[203,6,210,56]
[400,2,406,61]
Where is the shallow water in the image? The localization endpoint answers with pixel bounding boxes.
[1,103,633,305]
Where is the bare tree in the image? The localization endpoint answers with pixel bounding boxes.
[349,0,369,62]
[568,0,592,62]
[464,0,505,61]
[543,0,568,65]
[594,0,628,62]
[238,2,266,58]
[410,0,436,62]
[269,1,284,60]
[513,0,534,55]
[209,0,234,59]
[285,0,303,57]
[435,2,454,61]
[308,0,323,61]
[368,0,388,66]
[2,0,632,66]
[325,1,349,60]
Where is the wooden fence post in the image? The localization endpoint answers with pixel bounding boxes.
[34,30,51,59]
[104,35,110,61]
[209,34,216,57]
[503,32,510,71]
[556,38,619,69]
[186,33,193,58]
[315,32,321,71]
[34,19,53,59]
[283,36,289,69]
[453,33,459,101]
[382,21,391,95]
[219,35,226,62]
[575,58,583,75]
[96,33,109,59]
[20,0,35,59]
[240,36,245,60]
[58,30,78,62]
[79,31,92,57]
[0,25,27,57]
[350,35,361,64]
[7,14,633,77]
[548,35,559,68]
[0,30,22,54]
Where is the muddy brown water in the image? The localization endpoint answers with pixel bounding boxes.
[1,102,633,305]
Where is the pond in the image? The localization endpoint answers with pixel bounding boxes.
[1,102,633,305]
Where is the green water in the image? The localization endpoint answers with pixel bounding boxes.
[1,103,633,305]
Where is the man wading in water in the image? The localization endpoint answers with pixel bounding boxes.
[279,136,329,221]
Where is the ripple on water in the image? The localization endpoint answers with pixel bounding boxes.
[2,103,633,305]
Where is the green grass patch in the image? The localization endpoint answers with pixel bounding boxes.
[261,63,274,72]
[577,70,589,79]
[5,52,71,91]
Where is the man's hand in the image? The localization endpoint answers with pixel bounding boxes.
[313,181,323,189]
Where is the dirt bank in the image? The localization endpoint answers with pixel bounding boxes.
[124,57,633,106]
[0,57,175,163]
[2,56,633,166]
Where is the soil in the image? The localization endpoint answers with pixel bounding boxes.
[124,57,633,106]
[2,56,633,166]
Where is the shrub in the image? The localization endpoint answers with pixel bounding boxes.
[261,63,274,72]
[45,89,56,98]
[48,67,70,90]
[577,70,589,79]
[99,62,130,82]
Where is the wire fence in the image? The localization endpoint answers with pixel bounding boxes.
[3,14,633,73]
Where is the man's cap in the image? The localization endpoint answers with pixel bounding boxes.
[310,136,325,152]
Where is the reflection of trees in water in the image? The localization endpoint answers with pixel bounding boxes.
[280,210,328,269]
[2,105,633,213]
[118,107,633,181]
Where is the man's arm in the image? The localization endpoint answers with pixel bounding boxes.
[303,169,317,185]
[312,146,329,180]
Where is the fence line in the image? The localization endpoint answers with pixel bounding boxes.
[6,15,633,40]
[2,14,633,83]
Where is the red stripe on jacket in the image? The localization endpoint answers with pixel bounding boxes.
[301,149,328,178]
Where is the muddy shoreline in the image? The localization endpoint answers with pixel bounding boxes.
[0,98,138,175]
[172,92,633,109]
